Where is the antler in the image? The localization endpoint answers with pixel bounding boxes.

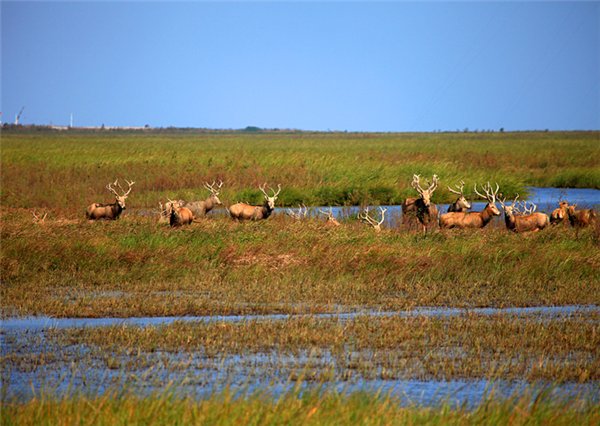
[447,180,465,196]
[287,204,308,220]
[106,179,120,197]
[411,174,424,195]
[32,210,48,223]
[474,182,500,203]
[519,201,537,215]
[359,207,387,231]
[428,174,439,193]
[108,179,135,197]
[319,207,336,220]
[259,183,282,198]
[204,180,223,194]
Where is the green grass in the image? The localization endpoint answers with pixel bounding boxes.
[2,387,598,425]
[2,130,599,215]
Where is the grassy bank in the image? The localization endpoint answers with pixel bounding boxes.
[2,130,599,215]
[2,210,599,318]
[2,388,598,426]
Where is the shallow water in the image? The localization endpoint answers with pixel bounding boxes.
[3,305,598,331]
[2,305,599,405]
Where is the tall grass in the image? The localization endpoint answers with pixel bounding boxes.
[2,130,598,215]
[2,387,598,425]
[2,211,599,318]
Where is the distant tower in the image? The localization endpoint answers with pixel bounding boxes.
[15,106,25,125]
[70,113,73,128]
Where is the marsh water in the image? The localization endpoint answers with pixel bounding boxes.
[3,305,599,405]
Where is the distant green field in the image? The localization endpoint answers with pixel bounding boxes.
[2,130,599,215]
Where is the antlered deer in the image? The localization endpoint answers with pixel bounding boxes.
[401,174,439,233]
[567,205,597,229]
[439,182,501,229]
[319,207,341,227]
[550,201,570,225]
[166,198,194,227]
[359,206,387,232]
[159,200,184,224]
[447,180,471,213]
[286,204,308,220]
[499,197,549,233]
[184,180,223,217]
[86,179,135,220]
[229,184,281,221]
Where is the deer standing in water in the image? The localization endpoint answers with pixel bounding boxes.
[446,180,471,213]
[550,201,570,225]
[439,182,501,229]
[184,180,223,217]
[86,179,135,220]
[401,174,439,233]
[166,199,194,227]
[229,184,281,221]
[359,206,387,232]
[499,196,549,233]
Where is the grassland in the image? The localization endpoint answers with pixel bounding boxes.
[2,129,599,420]
[2,211,599,317]
[3,388,598,426]
[2,130,599,215]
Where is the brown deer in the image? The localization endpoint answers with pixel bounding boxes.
[499,197,549,233]
[567,204,597,229]
[447,180,471,213]
[319,207,341,227]
[184,180,223,217]
[86,179,135,220]
[166,198,194,227]
[229,184,281,221]
[159,200,184,224]
[439,182,501,229]
[550,201,570,225]
[358,206,387,232]
[401,174,439,233]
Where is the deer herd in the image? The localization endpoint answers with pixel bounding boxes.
[84,176,597,234]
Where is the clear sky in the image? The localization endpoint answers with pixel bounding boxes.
[2,1,598,131]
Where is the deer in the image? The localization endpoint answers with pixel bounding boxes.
[401,174,439,233]
[358,206,387,232]
[86,179,135,220]
[32,210,48,224]
[166,198,194,227]
[184,180,223,217]
[319,207,341,227]
[439,182,501,229]
[550,201,570,225]
[446,180,471,213]
[567,205,597,229]
[499,196,549,233]
[159,199,184,224]
[229,184,281,221]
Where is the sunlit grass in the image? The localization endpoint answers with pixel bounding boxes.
[2,386,598,425]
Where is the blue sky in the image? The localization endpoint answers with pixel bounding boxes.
[2,1,598,131]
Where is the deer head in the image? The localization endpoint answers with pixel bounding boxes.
[448,180,471,210]
[411,174,438,207]
[474,182,500,216]
[499,194,519,216]
[319,207,340,226]
[359,206,387,232]
[204,180,223,205]
[259,183,281,210]
[107,179,135,209]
